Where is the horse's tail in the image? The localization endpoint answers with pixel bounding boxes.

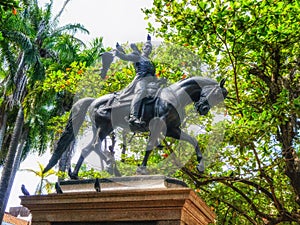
[43,97,95,173]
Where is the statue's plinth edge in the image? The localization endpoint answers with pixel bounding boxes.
[58,175,188,193]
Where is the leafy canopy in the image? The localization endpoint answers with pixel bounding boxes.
[144,0,300,224]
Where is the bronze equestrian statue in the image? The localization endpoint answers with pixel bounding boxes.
[43,74,227,178]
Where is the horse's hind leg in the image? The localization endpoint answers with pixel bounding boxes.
[68,155,84,179]
[68,143,93,179]
[68,127,98,179]
[107,132,122,177]
[93,125,122,176]
[167,127,204,173]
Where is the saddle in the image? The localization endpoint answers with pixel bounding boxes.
[97,79,166,122]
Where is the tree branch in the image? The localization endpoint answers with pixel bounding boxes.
[220,198,258,225]
[53,0,71,23]
[184,170,281,208]
[182,170,288,222]
[250,143,283,212]
[220,180,275,221]
[199,186,258,225]
[248,63,272,86]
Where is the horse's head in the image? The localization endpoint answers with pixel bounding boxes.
[194,78,228,115]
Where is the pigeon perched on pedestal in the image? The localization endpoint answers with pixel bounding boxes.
[94,178,101,192]
[21,184,30,196]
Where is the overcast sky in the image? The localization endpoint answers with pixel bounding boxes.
[43,0,161,47]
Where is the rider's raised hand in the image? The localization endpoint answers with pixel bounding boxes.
[116,42,125,54]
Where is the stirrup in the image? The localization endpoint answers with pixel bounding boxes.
[128,115,139,123]
[127,115,146,132]
[130,117,146,126]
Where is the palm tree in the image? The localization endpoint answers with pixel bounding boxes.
[0,107,24,222]
[0,0,96,221]
[21,162,56,195]
[0,0,90,162]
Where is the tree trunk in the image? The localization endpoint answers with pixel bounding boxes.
[280,122,300,205]
[0,107,24,222]
[0,111,8,151]
[1,133,26,218]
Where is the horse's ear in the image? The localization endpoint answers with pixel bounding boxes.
[220,78,226,88]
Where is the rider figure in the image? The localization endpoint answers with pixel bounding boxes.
[113,35,156,128]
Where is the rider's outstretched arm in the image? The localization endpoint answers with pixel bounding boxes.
[114,48,140,62]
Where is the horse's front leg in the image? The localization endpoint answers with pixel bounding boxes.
[167,128,204,173]
[137,135,158,175]
[137,118,166,175]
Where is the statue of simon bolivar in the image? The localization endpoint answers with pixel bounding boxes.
[100,35,157,130]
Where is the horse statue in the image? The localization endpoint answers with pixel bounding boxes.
[43,76,227,178]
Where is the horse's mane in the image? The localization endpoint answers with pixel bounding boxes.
[178,76,218,87]
[171,76,218,88]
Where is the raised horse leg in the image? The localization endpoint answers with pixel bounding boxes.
[166,127,204,173]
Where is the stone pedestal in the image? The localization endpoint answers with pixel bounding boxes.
[20,176,215,225]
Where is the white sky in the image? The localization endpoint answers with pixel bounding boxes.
[4,0,161,212]
[45,0,161,47]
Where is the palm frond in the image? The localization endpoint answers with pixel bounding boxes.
[32,56,45,81]
[2,30,33,52]
[43,0,53,28]
[0,41,17,76]
[79,37,105,65]
[51,23,89,37]
[20,168,41,176]
[68,35,86,48]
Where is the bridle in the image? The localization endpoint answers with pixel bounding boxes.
[194,84,226,115]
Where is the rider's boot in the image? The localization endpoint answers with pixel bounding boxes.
[128,95,146,128]
[128,114,146,128]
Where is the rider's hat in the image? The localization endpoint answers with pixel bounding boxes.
[143,34,152,49]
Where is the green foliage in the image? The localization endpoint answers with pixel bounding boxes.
[76,164,111,179]
[144,0,300,224]
[43,62,87,93]
[0,0,18,11]
[21,162,56,195]
[152,42,203,79]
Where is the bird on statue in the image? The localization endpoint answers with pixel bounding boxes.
[55,182,63,194]
[21,184,30,196]
[94,178,101,192]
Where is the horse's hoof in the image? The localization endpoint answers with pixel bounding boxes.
[136,166,148,175]
[114,168,122,177]
[68,168,79,180]
[196,163,205,174]
[69,173,79,180]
